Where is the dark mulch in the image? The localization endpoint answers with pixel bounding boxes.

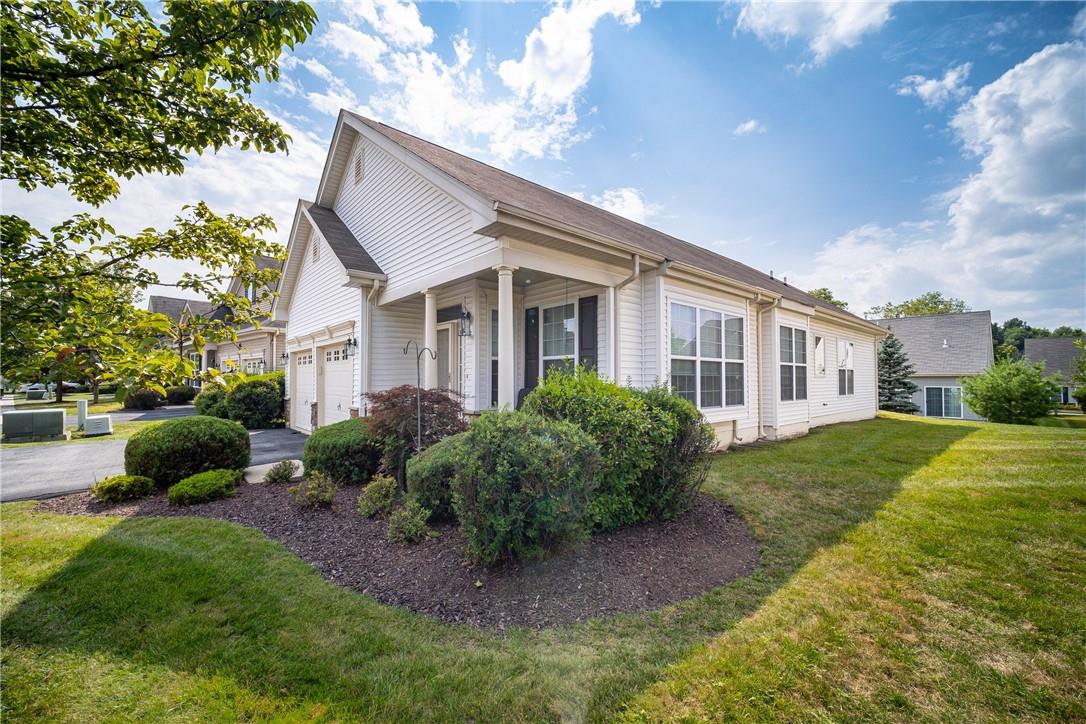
[37,485,759,630]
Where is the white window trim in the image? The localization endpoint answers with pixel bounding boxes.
[667,300,746,411]
[814,335,826,376]
[540,302,577,376]
[837,339,855,397]
[923,385,964,419]
[779,324,808,403]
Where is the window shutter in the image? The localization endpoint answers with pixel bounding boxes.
[578,295,598,371]
[524,307,539,391]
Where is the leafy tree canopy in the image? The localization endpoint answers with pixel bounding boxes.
[868,292,970,319]
[807,287,849,310]
[962,359,1060,425]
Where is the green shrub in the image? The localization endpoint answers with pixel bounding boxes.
[521,368,654,531]
[168,468,240,506]
[194,384,229,418]
[405,433,464,522]
[124,388,163,410]
[962,360,1061,425]
[289,471,337,508]
[263,459,298,485]
[124,415,250,487]
[302,418,381,485]
[225,372,283,428]
[633,385,715,520]
[165,385,197,405]
[90,474,155,503]
[388,498,433,545]
[365,385,466,487]
[357,474,398,518]
[451,411,599,566]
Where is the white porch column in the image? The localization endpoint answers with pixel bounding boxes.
[423,289,438,388]
[495,265,517,408]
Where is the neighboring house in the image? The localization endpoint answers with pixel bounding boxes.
[146,255,285,378]
[273,111,887,442]
[1023,337,1084,404]
[872,311,994,420]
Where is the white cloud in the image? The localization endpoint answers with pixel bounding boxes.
[734,0,896,66]
[897,62,972,109]
[1072,7,1086,37]
[498,0,640,109]
[342,0,434,48]
[318,22,390,82]
[587,187,660,224]
[733,118,766,136]
[796,42,1086,328]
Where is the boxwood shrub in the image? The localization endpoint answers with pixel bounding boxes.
[302,417,381,485]
[521,368,655,531]
[388,499,432,545]
[405,432,465,522]
[125,415,250,487]
[168,468,240,506]
[194,384,228,418]
[124,388,164,410]
[91,474,155,503]
[289,471,337,508]
[633,385,715,520]
[165,385,197,405]
[451,411,599,566]
[356,474,398,518]
[225,371,284,428]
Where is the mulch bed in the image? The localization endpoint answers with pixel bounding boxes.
[36,484,759,630]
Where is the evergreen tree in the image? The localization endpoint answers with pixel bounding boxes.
[878,333,919,413]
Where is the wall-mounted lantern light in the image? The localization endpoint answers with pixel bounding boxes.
[344,337,358,358]
[279,352,289,367]
[458,307,473,337]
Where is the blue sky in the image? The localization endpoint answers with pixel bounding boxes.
[7,1,1085,327]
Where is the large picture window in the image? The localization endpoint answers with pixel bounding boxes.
[670,302,744,409]
[837,339,855,396]
[925,386,962,418]
[779,325,807,402]
[541,303,576,375]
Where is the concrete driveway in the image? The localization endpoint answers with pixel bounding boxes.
[0,427,308,502]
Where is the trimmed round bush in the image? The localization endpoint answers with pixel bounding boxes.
[289,471,336,508]
[91,474,154,503]
[194,384,228,418]
[165,385,197,405]
[388,499,432,545]
[357,475,398,518]
[405,432,465,522]
[633,385,715,520]
[521,368,654,531]
[125,415,250,487]
[124,388,163,410]
[168,468,240,506]
[451,411,599,566]
[225,372,283,428]
[302,417,381,485]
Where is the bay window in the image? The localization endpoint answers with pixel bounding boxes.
[542,303,576,375]
[779,325,807,402]
[670,302,744,409]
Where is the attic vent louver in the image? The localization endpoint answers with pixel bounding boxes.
[353,151,363,185]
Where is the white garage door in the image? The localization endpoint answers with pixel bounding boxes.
[320,345,354,426]
[292,351,315,433]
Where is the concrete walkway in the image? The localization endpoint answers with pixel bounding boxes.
[0,428,308,502]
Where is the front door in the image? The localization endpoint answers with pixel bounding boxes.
[435,322,458,393]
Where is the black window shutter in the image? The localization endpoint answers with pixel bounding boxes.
[578,295,598,371]
[524,307,539,391]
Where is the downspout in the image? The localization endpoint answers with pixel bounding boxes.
[360,279,382,415]
[754,293,782,440]
[612,255,640,383]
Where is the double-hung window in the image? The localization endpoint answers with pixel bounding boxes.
[779,325,807,402]
[837,339,855,395]
[925,386,962,418]
[490,309,499,407]
[541,303,576,375]
[670,302,744,409]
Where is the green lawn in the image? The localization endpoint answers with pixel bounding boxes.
[2,414,1083,721]
[1035,414,1086,429]
[10,392,122,415]
[0,420,160,448]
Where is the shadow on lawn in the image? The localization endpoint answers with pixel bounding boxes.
[1,415,978,720]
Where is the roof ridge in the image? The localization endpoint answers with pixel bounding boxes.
[873,310,991,322]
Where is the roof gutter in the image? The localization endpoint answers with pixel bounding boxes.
[755,292,782,441]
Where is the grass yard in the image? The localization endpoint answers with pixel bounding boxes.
[1036,414,1086,429]
[0,420,159,448]
[2,413,1083,721]
[10,392,122,415]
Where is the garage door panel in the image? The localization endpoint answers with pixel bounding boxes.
[321,345,354,426]
[292,351,314,432]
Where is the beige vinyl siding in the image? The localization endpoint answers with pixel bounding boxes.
[286,230,361,340]
[760,308,778,429]
[436,279,478,411]
[617,273,643,387]
[775,309,811,428]
[370,297,424,394]
[809,316,878,426]
[333,137,498,291]
[210,332,281,372]
[641,269,659,386]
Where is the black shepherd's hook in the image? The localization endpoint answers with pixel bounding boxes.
[403,340,437,452]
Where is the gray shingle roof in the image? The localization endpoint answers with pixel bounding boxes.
[147,295,214,322]
[872,311,994,376]
[347,112,867,323]
[1023,337,1084,381]
[303,202,384,276]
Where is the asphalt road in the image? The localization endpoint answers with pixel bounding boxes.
[0,427,308,502]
